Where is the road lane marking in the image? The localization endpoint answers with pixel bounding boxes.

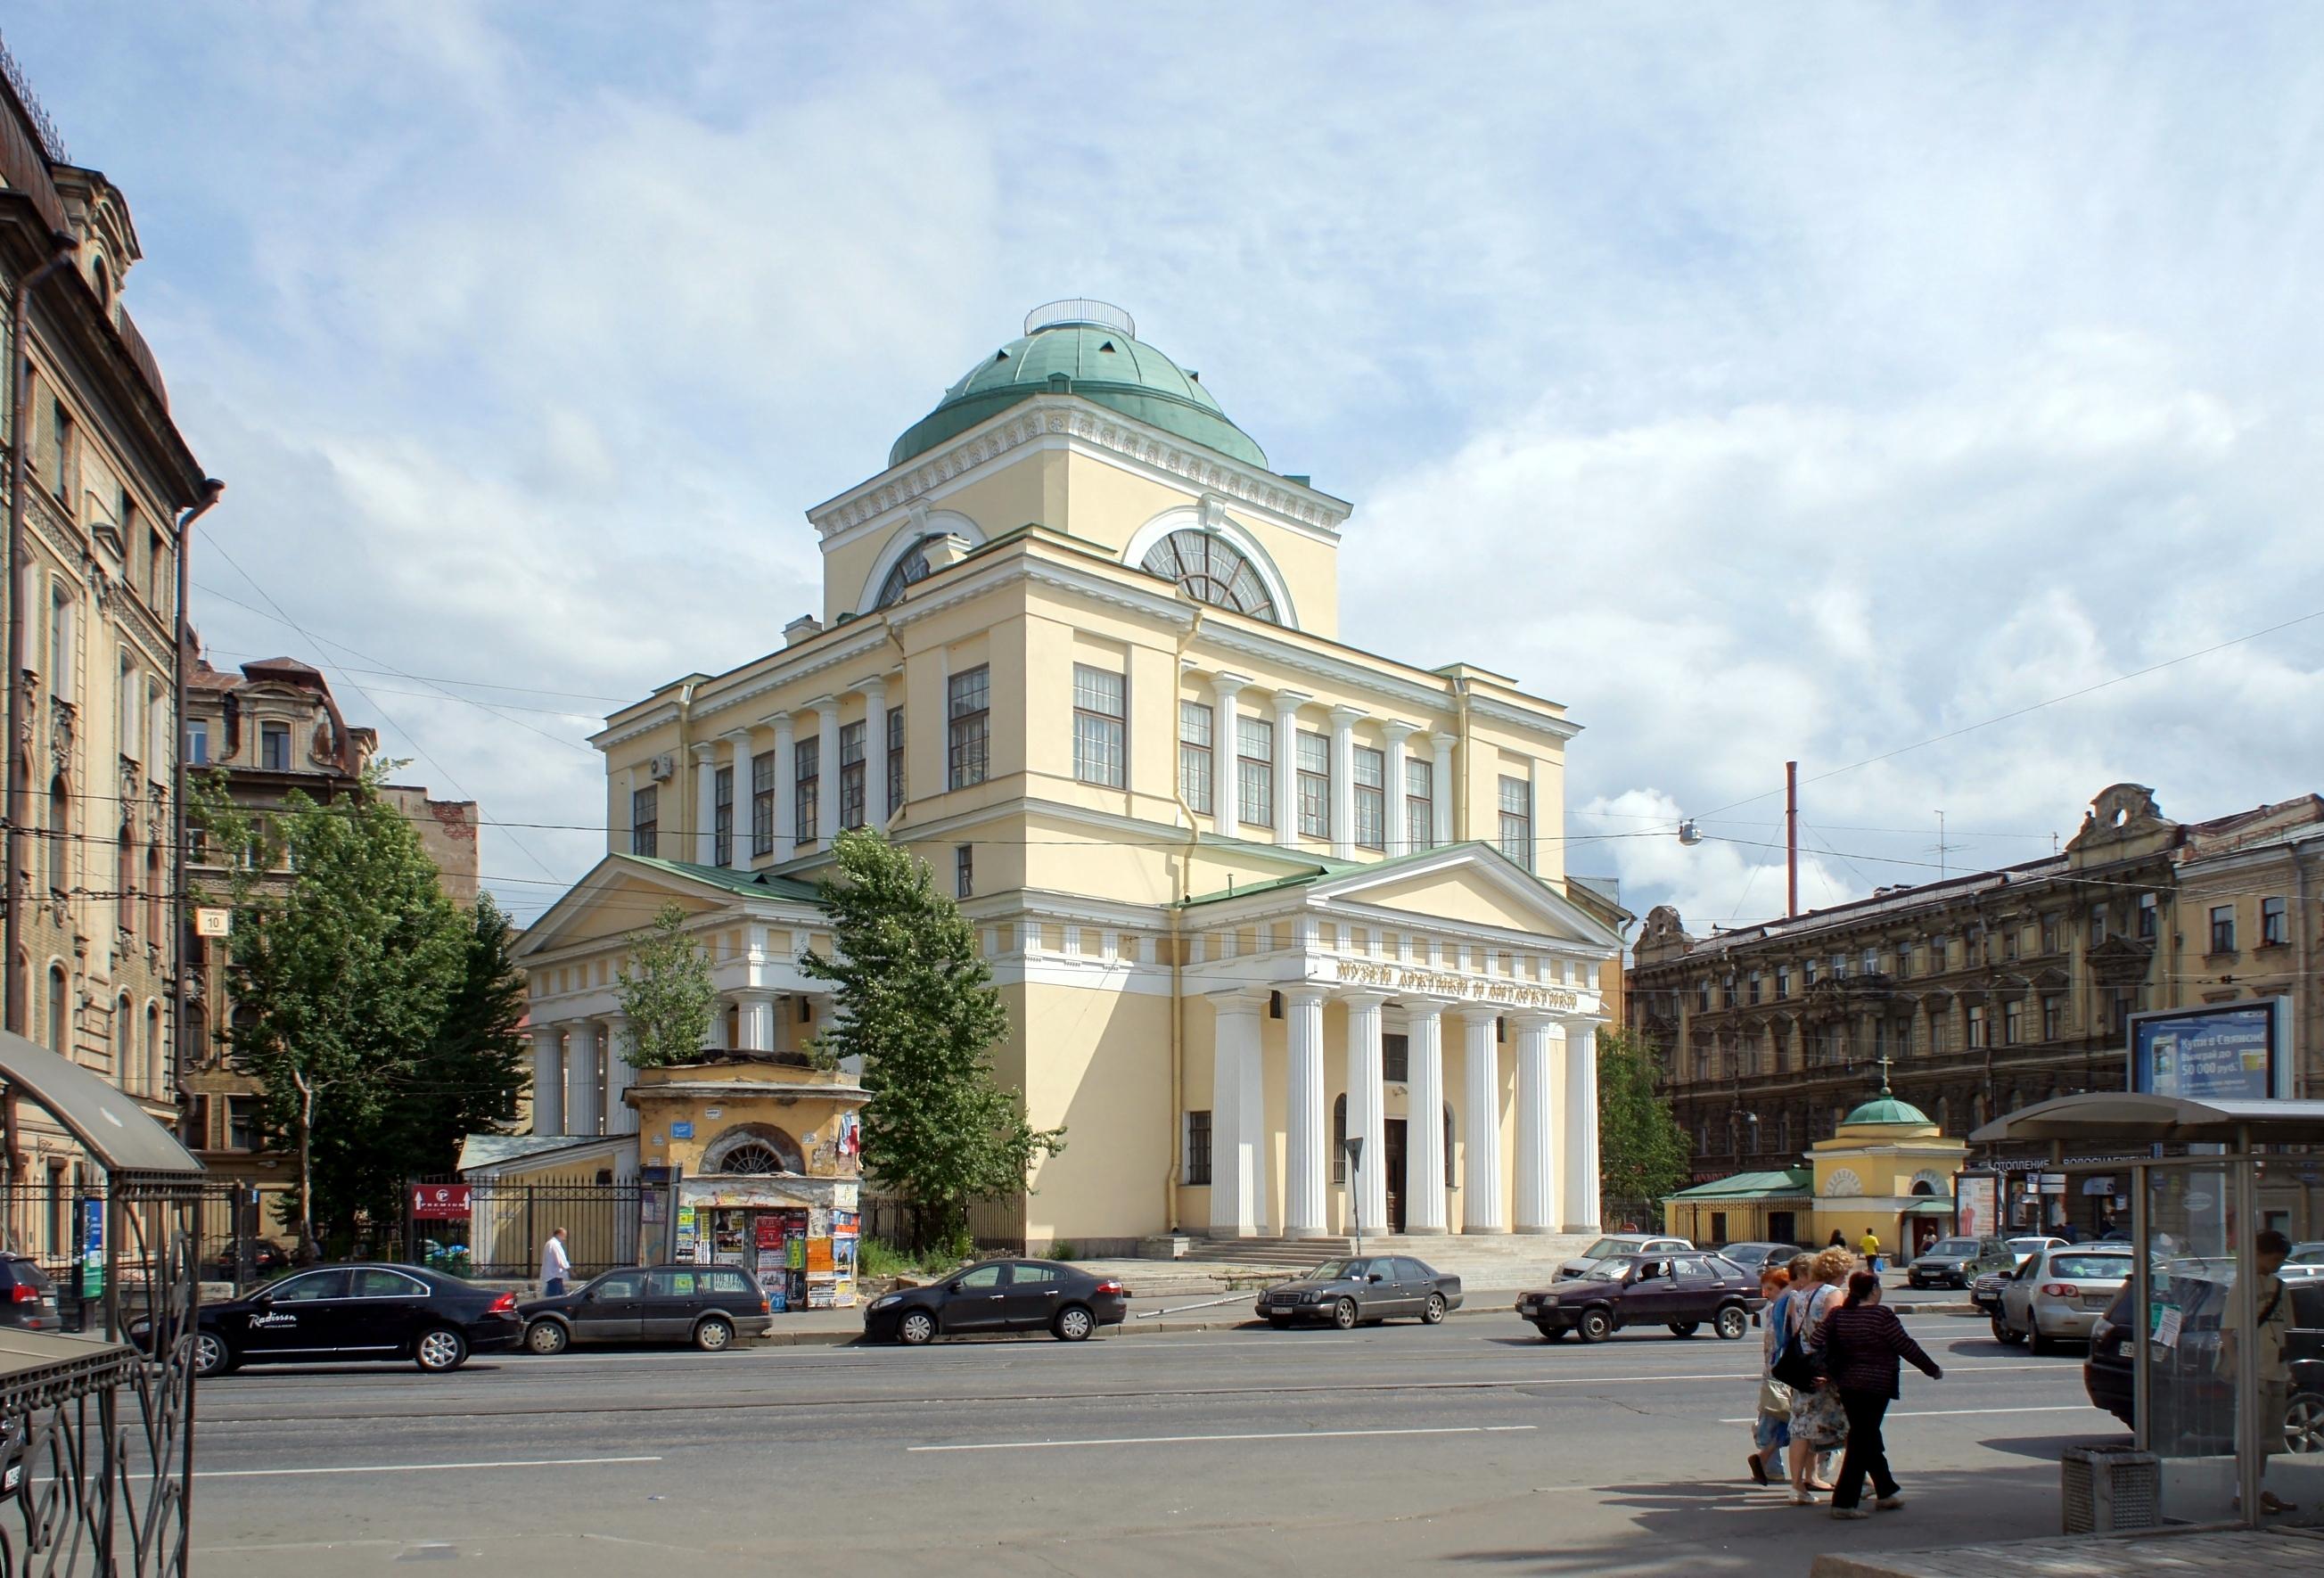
[195,1455,663,1478]
[910,1425,1538,1453]
[1715,1404,2098,1425]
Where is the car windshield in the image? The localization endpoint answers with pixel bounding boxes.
[1582,1262,1631,1282]
[2008,1238,2052,1252]
[1306,1260,1361,1281]
[1929,1239,1977,1255]
[1577,1237,1638,1261]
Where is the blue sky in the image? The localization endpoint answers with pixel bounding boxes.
[13,3,2322,930]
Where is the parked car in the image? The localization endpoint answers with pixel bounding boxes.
[863,1259,1130,1344]
[1995,1245,2133,1352]
[0,1255,59,1333]
[520,1265,773,1353]
[1969,1268,2009,1317]
[1907,1236,2016,1290]
[168,1263,521,1376]
[2090,1274,2324,1453]
[206,1239,293,1286]
[2082,1282,2135,1426]
[1712,1242,1802,1277]
[1254,1256,1463,1329]
[2290,1241,2324,1266]
[1556,1233,1694,1282]
[2007,1236,2069,1267]
[1518,1252,1760,1343]
[0,1415,22,1501]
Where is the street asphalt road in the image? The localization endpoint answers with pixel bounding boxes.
[187,1310,2118,1576]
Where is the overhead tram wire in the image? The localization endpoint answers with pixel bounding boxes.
[200,645,634,705]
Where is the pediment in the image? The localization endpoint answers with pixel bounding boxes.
[1311,847,1622,951]
[515,855,816,959]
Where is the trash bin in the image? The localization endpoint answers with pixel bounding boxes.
[2061,1444,2160,1533]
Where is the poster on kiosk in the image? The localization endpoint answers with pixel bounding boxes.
[2127,999,2291,1102]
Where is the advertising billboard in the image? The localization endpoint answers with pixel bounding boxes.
[1954,1172,1999,1241]
[2129,999,2288,1102]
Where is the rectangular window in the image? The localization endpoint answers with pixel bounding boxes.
[226,1096,260,1152]
[751,750,776,857]
[2109,989,2134,1036]
[47,399,70,503]
[1696,980,1711,1013]
[1072,664,1127,787]
[1236,716,1273,828]
[48,581,71,691]
[955,843,973,900]
[839,719,867,829]
[1294,729,1329,838]
[947,666,990,789]
[119,653,138,759]
[793,737,820,844]
[2003,999,2023,1046]
[2041,995,2063,1041]
[186,719,209,766]
[2208,905,2236,954]
[886,706,905,817]
[711,765,734,866]
[1804,957,1819,986]
[630,785,658,857]
[260,721,291,771]
[2041,914,2059,954]
[1775,965,1791,999]
[1404,757,1434,851]
[1746,969,1762,1004]
[1352,745,1385,851]
[1967,1005,1988,1048]
[1861,947,1878,975]
[1383,1032,1409,1084]
[1498,775,1532,870]
[1720,974,1737,1009]
[179,1095,209,1152]
[1897,947,1914,980]
[2261,896,2288,946]
[1183,1110,1212,1187]
[1178,701,1213,814]
[2136,892,2157,940]
[2089,904,2107,946]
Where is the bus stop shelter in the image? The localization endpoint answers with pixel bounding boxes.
[1973,1092,2324,1528]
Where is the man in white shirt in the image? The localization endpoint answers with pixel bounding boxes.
[540,1228,571,1297]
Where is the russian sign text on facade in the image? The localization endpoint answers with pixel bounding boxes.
[1332,957,1581,1012]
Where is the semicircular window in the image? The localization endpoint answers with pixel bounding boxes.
[1138,530,1277,622]
[874,538,936,610]
[719,1142,789,1176]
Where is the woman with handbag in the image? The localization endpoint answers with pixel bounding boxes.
[1748,1265,1794,1484]
[1776,1247,1854,1503]
[1811,1270,1943,1518]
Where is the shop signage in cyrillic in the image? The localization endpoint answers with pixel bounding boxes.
[1331,957,1581,1012]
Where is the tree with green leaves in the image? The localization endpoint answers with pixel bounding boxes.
[612,903,718,1068]
[194,772,474,1250]
[384,893,532,1175]
[1597,1025,1691,1229]
[802,828,1062,1253]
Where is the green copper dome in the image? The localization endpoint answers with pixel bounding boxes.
[889,300,1268,471]
[1844,1093,1934,1127]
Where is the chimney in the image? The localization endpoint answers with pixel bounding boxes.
[784,614,824,646]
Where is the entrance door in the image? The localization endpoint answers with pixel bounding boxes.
[1768,1211,1797,1246]
[1384,1121,1408,1235]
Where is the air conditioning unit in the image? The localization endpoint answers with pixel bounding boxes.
[647,753,677,782]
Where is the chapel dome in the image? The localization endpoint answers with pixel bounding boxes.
[888,300,1269,471]
[1844,1093,1934,1128]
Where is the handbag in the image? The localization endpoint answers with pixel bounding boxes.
[1758,1376,1794,1419]
[1770,1290,1827,1391]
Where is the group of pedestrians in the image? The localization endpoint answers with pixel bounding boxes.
[1749,1244,1943,1518]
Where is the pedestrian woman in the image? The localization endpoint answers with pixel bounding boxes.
[1747,1265,1793,1484]
[1782,1246,1853,1503]
[1827,1229,1846,1248]
[1811,1270,1942,1518]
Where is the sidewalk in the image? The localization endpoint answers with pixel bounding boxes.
[1811,1523,2324,1577]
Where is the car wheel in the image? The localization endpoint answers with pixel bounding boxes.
[1991,1317,2024,1346]
[1422,1294,1447,1326]
[899,1309,936,1346]
[2027,1325,2053,1357]
[523,1319,569,1356]
[1332,1297,1359,1331]
[2284,1392,2324,1454]
[191,1331,235,1378]
[1577,1308,1613,1344]
[1714,1304,1750,1341]
[1535,1322,1568,1341]
[1667,1321,1700,1338]
[415,1327,468,1373]
[694,1317,735,1352]
[1053,1304,1096,1343]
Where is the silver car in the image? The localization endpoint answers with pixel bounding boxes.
[1996,1246,2133,1353]
[1556,1233,1694,1282]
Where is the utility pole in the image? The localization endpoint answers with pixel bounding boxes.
[1785,760,1799,917]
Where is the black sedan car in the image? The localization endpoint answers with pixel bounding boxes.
[0,1255,59,1333]
[863,1259,1130,1344]
[2087,1274,2324,1451]
[520,1265,773,1353]
[1908,1236,2016,1290]
[179,1263,521,1376]
[1518,1252,1760,1343]
[1255,1256,1463,1329]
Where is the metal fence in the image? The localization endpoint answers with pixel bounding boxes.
[2,1178,254,1300]
[393,1179,669,1280]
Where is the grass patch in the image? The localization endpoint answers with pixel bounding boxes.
[858,1238,965,1279]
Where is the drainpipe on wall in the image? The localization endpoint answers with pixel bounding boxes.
[1162,608,1208,1234]
[169,481,224,1125]
[2297,856,2313,1099]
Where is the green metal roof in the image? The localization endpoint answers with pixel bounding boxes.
[890,305,1268,471]
[1902,1198,1957,1215]
[1844,1094,1934,1128]
[616,853,823,905]
[1665,1168,1812,1201]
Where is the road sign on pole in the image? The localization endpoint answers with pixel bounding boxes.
[1343,1138,1365,1254]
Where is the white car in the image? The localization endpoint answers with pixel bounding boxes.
[1996,1245,2134,1352]
[2007,1236,2068,1267]
[1556,1234,1694,1282]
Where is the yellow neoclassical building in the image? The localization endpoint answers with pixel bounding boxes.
[513,300,1624,1253]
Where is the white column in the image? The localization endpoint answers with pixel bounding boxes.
[565,1025,599,1138]
[1272,690,1310,848]
[1342,990,1387,1236]
[1404,999,1448,1233]
[1563,1017,1604,1234]
[604,1016,637,1136]
[768,711,796,862]
[531,1025,564,1137]
[1383,721,1416,856]
[735,990,776,1054]
[722,729,754,869]
[1459,1008,1506,1232]
[1284,986,1328,1237]
[862,675,891,825]
[1430,731,1457,848]
[1513,1012,1556,1233]
[1211,672,1248,838]
[811,695,842,846]
[1326,705,1362,860]
[1208,989,1267,1237]
[690,743,719,866]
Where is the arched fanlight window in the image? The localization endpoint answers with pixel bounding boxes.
[719,1143,787,1176]
[1138,530,1277,622]
[874,538,936,610]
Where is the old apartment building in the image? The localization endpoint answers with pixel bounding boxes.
[0,45,212,1253]
[179,648,478,1213]
[1630,784,2322,1219]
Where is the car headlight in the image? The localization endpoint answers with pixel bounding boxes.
[870,1294,901,1311]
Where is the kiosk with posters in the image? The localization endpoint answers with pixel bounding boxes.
[676,1174,860,1311]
